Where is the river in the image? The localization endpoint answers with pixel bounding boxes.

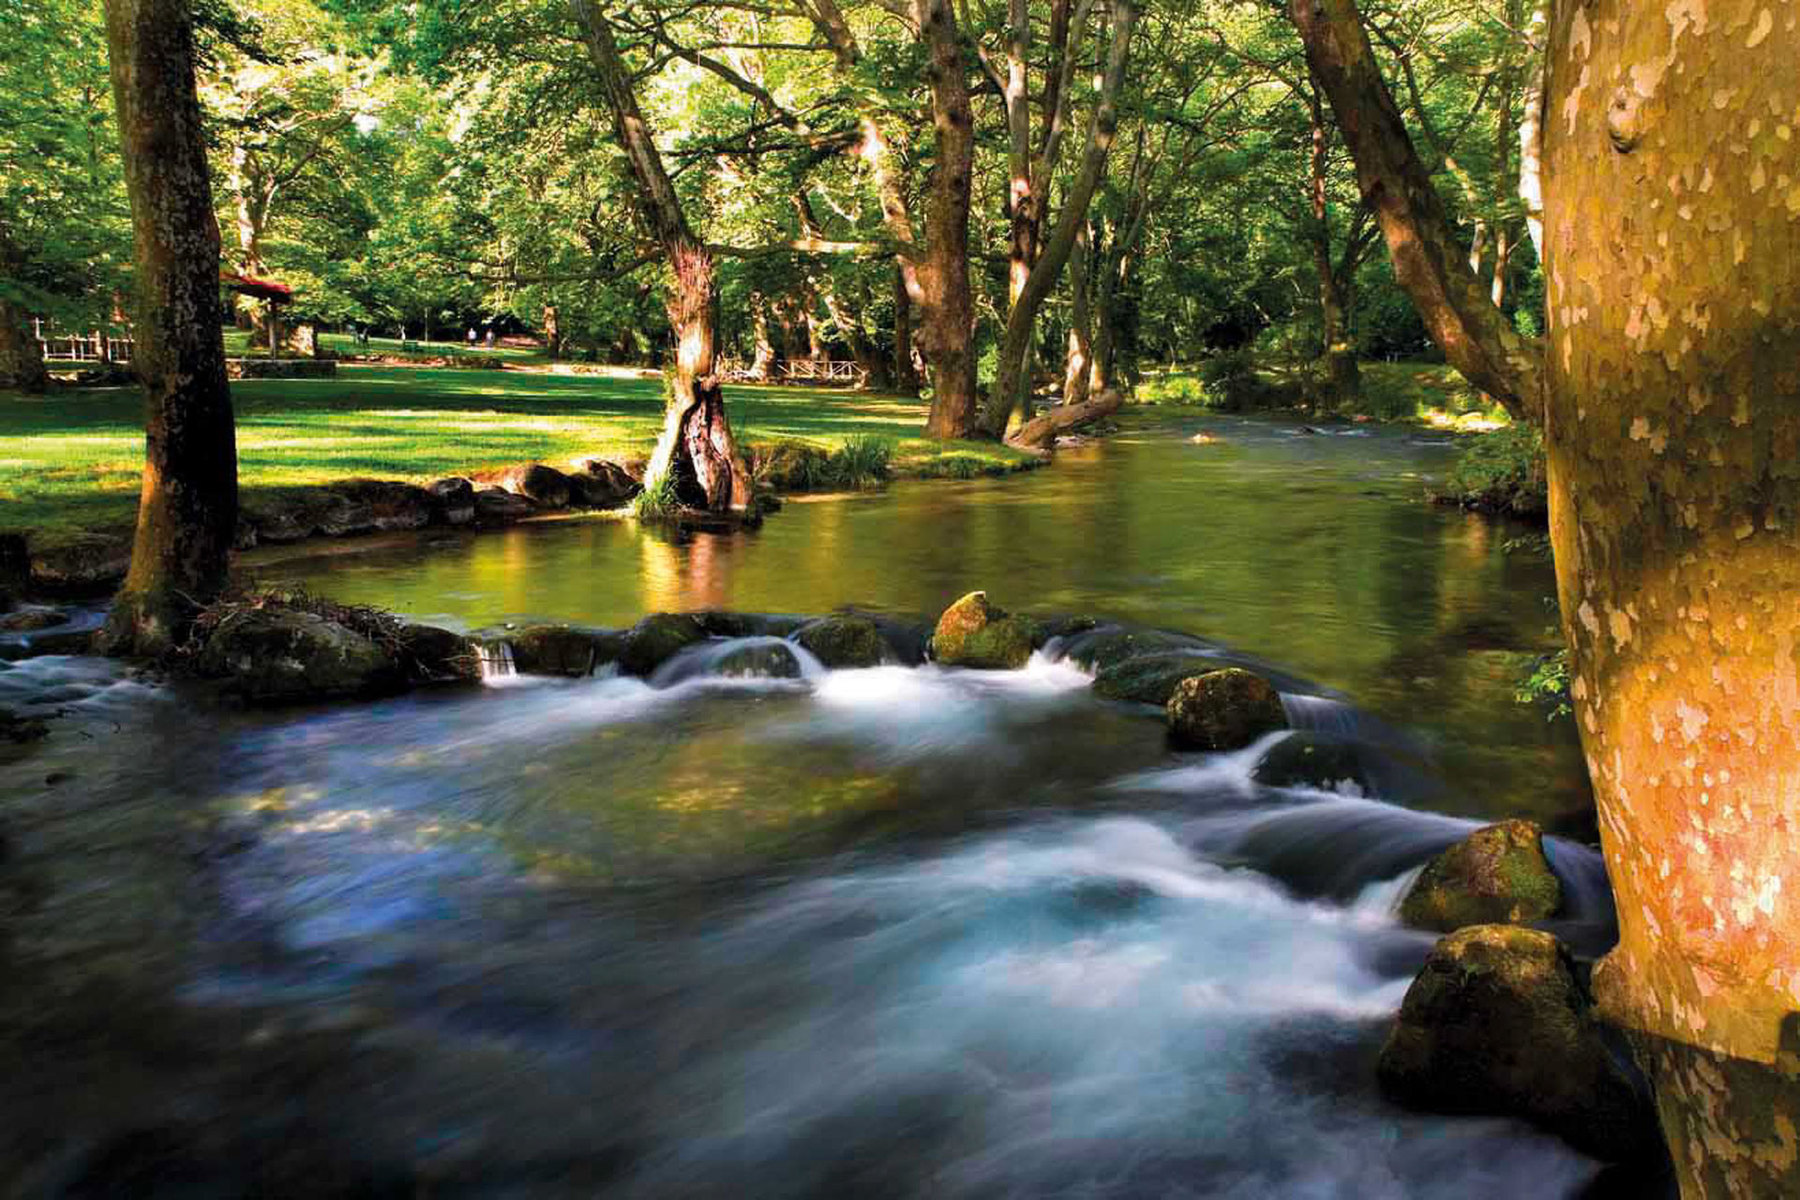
[0,413,1636,1197]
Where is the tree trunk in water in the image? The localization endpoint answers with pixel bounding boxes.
[0,301,49,394]
[98,0,237,657]
[1063,222,1093,407]
[1009,387,1120,451]
[893,262,920,396]
[572,0,749,513]
[643,244,751,511]
[914,0,978,440]
[1542,2,1800,1192]
[1288,0,1543,419]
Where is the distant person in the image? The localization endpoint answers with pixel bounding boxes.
[484,328,495,349]
[467,327,477,346]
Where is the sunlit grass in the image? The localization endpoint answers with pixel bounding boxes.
[0,365,1032,548]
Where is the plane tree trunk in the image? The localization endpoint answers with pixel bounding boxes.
[98,0,237,658]
[1291,0,1800,1189]
[572,0,749,513]
[1540,2,1800,1192]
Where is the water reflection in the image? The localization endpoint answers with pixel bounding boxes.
[252,415,1583,820]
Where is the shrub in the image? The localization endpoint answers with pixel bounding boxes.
[1138,374,1209,406]
[828,434,893,489]
[632,469,681,518]
[1200,349,1269,410]
[1436,423,1547,519]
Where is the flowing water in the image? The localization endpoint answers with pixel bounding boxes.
[0,414,1634,1197]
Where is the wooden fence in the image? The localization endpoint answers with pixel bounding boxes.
[34,321,135,364]
[718,357,867,387]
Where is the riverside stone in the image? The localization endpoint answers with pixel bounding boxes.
[931,592,1039,670]
[1399,819,1562,933]
[1379,925,1659,1162]
[1165,668,1287,750]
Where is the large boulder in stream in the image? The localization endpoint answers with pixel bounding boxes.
[1379,925,1659,1162]
[620,613,709,677]
[507,624,623,677]
[1165,668,1287,751]
[1399,819,1562,933]
[793,615,890,668]
[931,592,1039,670]
[197,610,403,703]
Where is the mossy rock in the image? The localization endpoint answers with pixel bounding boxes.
[1092,653,1218,705]
[930,592,1039,670]
[395,624,481,684]
[196,609,403,703]
[508,624,624,677]
[1252,732,1366,792]
[793,615,890,668]
[619,613,709,677]
[1399,819,1562,933]
[713,641,804,679]
[1165,668,1287,750]
[1379,925,1659,1161]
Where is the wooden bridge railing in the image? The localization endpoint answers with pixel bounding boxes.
[718,357,868,387]
[33,320,135,364]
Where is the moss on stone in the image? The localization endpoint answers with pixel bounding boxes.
[1092,653,1218,705]
[1399,819,1562,933]
[619,613,709,677]
[793,615,890,668]
[930,592,1039,670]
[1165,668,1287,750]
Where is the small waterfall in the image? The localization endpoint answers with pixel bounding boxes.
[1279,693,1364,738]
[476,640,516,682]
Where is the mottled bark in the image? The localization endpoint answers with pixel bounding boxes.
[983,0,1135,437]
[99,0,237,657]
[1288,0,1543,419]
[572,0,748,512]
[1541,0,1800,1192]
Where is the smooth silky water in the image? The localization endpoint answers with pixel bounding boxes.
[1,415,1631,1197]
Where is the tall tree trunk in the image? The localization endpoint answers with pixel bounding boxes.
[98,0,237,657]
[0,298,49,394]
[1542,1,1800,1192]
[1288,0,1543,419]
[914,0,979,440]
[893,261,919,395]
[1490,226,1512,310]
[1316,257,1360,406]
[1089,221,1119,395]
[984,0,1135,437]
[1517,0,1547,260]
[1063,221,1093,407]
[749,294,776,380]
[572,0,749,513]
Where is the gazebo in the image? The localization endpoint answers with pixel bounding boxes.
[221,271,295,358]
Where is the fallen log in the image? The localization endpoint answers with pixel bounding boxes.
[1006,389,1124,450]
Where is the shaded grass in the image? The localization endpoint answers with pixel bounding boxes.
[0,366,1031,549]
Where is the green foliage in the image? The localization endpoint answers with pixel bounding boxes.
[1515,649,1572,720]
[632,468,681,519]
[1439,424,1548,519]
[828,434,894,489]
[1138,374,1209,406]
[1199,350,1267,411]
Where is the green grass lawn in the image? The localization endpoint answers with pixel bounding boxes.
[220,329,551,363]
[0,364,1031,550]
